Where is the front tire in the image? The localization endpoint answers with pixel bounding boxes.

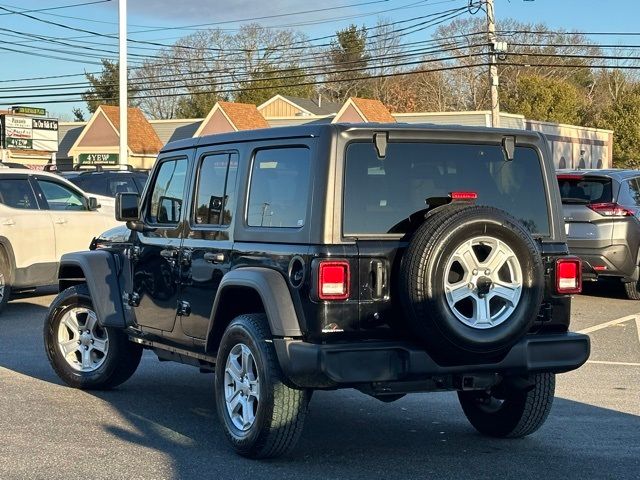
[458,373,555,438]
[0,249,12,314]
[44,284,142,390]
[214,314,310,459]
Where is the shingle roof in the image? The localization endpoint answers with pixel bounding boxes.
[57,122,85,158]
[100,105,163,154]
[350,97,396,123]
[218,101,269,130]
[150,119,202,144]
[282,96,342,116]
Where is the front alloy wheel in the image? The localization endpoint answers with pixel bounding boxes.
[57,307,109,372]
[44,284,143,390]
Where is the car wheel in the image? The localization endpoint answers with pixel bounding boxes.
[400,205,545,363]
[44,284,143,390]
[214,313,310,459]
[623,280,640,300]
[458,373,555,438]
[0,248,12,314]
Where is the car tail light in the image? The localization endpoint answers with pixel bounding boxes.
[556,257,582,294]
[587,202,634,217]
[450,191,478,200]
[318,261,350,300]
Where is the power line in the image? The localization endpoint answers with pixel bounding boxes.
[0,49,488,101]
[0,6,470,80]
[0,3,469,54]
[0,60,491,106]
[0,0,111,16]
[0,41,482,94]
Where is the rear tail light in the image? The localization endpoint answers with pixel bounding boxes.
[556,257,582,294]
[318,261,350,300]
[587,202,634,217]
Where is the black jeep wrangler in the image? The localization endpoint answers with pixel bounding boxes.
[44,124,590,458]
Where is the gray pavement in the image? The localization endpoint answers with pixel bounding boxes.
[0,286,638,480]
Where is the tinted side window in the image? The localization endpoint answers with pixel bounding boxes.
[38,180,87,211]
[627,178,640,206]
[0,179,38,210]
[107,176,138,197]
[71,175,107,196]
[247,147,310,228]
[194,153,237,226]
[133,174,148,194]
[147,159,188,225]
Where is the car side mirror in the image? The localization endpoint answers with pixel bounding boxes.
[88,197,100,211]
[116,192,140,222]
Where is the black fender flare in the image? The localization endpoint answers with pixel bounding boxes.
[58,250,128,328]
[205,267,302,352]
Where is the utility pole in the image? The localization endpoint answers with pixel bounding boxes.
[486,0,500,128]
[118,0,127,166]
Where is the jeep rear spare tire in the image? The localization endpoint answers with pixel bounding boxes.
[400,205,544,362]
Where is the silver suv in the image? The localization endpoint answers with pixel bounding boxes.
[557,169,640,299]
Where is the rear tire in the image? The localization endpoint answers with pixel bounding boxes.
[623,280,640,300]
[458,373,555,438]
[214,314,310,458]
[44,284,142,390]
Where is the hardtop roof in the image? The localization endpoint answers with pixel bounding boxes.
[161,122,544,153]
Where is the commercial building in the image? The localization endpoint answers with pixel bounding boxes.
[54,95,614,170]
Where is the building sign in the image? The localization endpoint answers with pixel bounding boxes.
[1,115,58,151]
[6,138,32,149]
[78,153,119,164]
[33,118,58,130]
[11,106,47,116]
[5,116,32,129]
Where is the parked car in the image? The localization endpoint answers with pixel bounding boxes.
[557,169,640,299]
[0,169,120,313]
[67,168,148,198]
[44,124,589,458]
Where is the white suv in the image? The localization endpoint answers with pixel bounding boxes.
[0,169,120,312]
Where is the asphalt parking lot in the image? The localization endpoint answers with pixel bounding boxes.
[1,283,638,480]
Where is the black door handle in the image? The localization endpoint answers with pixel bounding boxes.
[204,252,225,264]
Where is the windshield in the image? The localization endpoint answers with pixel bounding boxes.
[343,142,550,236]
[557,176,612,204]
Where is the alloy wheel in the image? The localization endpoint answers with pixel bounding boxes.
[56,307,109,372]
[444,236,523,329]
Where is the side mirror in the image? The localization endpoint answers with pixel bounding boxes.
[116,192,140,222]
[88,197,100,211]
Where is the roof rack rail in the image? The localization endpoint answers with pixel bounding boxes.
[72,163,134,172]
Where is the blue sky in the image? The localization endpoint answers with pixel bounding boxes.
[1,0,638,117]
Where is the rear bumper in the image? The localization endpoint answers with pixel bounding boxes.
[567,243,636,280]
[274,333,590,389]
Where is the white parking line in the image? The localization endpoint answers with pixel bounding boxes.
[587,360,640,367]
[577,314,638,335]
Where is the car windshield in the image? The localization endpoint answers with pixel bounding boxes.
[557,176,612,204]
[343,142,550,236]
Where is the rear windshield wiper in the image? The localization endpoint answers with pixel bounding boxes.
[561,197,590,205]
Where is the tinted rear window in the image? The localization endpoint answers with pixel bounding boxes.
[557,176,612,204]
[344,142,550,236]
